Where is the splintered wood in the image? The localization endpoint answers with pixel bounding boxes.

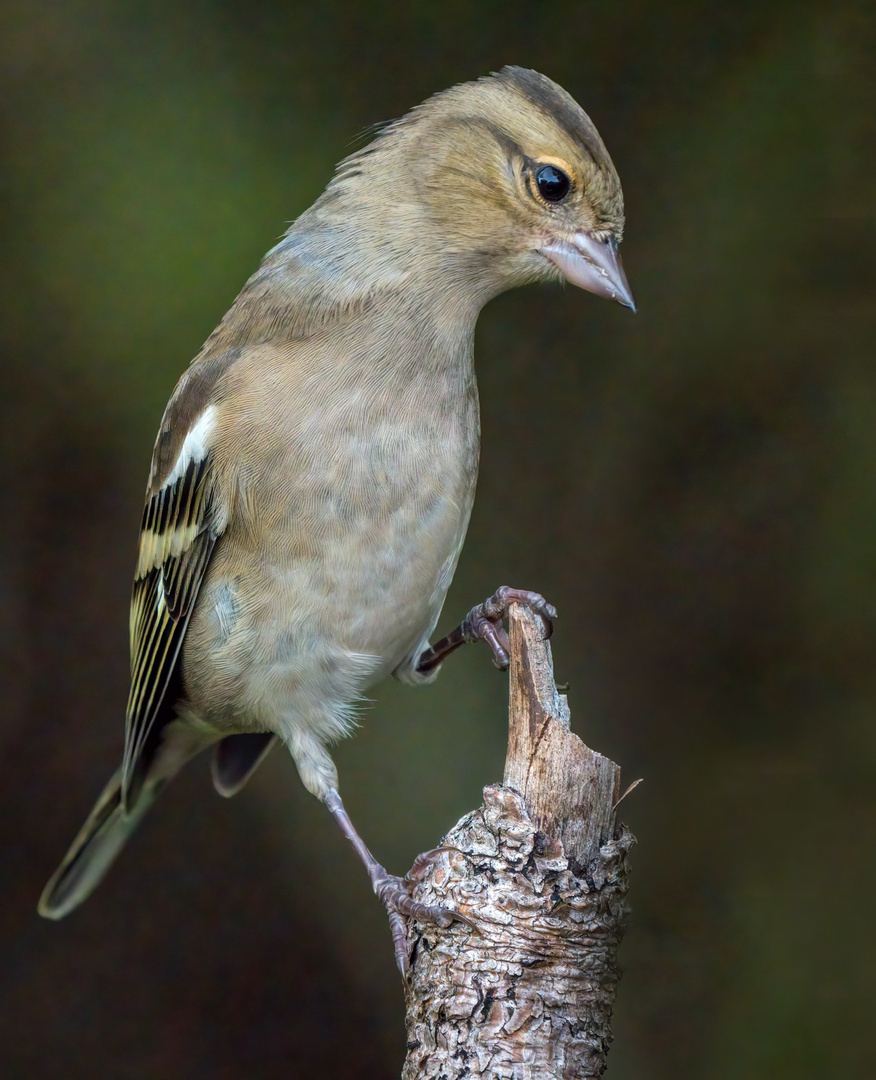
[402,604,634,1080]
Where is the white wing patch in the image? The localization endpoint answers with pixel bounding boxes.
[137,405,217,578]
[163,405,216,490]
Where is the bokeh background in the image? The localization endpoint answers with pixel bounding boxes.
[2,1,874,1076]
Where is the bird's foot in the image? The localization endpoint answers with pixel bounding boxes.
[404,844,461,884]
[324,788,472,976]
[461,586,556,669]
[372,861,471,977]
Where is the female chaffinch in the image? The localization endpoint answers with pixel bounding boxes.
[39,66,633,972]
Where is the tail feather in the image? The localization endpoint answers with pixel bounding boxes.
[212,733,276,798]
[38,768,162,920]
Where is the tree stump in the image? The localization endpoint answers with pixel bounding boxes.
[402,603,634,1079]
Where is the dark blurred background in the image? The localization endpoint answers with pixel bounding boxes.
[2,1,874,1076]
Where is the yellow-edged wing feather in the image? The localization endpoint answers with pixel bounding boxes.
[122,445,220,806]
[119,352,240,807]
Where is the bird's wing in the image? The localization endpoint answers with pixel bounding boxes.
[121,351,237,806]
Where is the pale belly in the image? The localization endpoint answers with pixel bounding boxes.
[181,431,476,745]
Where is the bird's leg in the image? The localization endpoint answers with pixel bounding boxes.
[323,788,462,975]
[416,585,556,674]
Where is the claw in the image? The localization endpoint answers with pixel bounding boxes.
[415,585,555,675]
[373,872,455,927]
[405,845,460,884]
[462,586,556,668]
[373,867,469,976]
[386,908,410,976]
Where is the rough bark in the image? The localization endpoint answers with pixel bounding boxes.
[402,604,634,1080]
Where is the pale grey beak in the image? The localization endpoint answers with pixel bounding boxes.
[542,232,636,311]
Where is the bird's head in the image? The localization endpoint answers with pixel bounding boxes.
[359,67,634,311]
[313,67,633,315]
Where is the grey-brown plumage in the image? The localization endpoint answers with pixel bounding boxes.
[39,68,634,962]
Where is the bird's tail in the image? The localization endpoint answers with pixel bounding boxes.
[38,767,164,920]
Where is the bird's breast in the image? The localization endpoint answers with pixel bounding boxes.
[216,345,480,679]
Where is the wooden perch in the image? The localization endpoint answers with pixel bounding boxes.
[402,604,634,1080]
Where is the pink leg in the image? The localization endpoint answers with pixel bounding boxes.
[324,789,462,975]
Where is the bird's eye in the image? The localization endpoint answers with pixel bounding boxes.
[535,164,571,203]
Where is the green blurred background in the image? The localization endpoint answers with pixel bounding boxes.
[2,1,874,1076]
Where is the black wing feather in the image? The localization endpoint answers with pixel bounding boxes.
[122,454,220,805]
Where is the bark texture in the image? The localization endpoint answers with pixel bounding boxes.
[402,604,634,1080]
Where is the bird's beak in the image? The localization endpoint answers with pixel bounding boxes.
[541,232,636,311]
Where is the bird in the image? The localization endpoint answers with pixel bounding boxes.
[38,66,634,970]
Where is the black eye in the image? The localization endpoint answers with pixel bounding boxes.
[535,164,571,203]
